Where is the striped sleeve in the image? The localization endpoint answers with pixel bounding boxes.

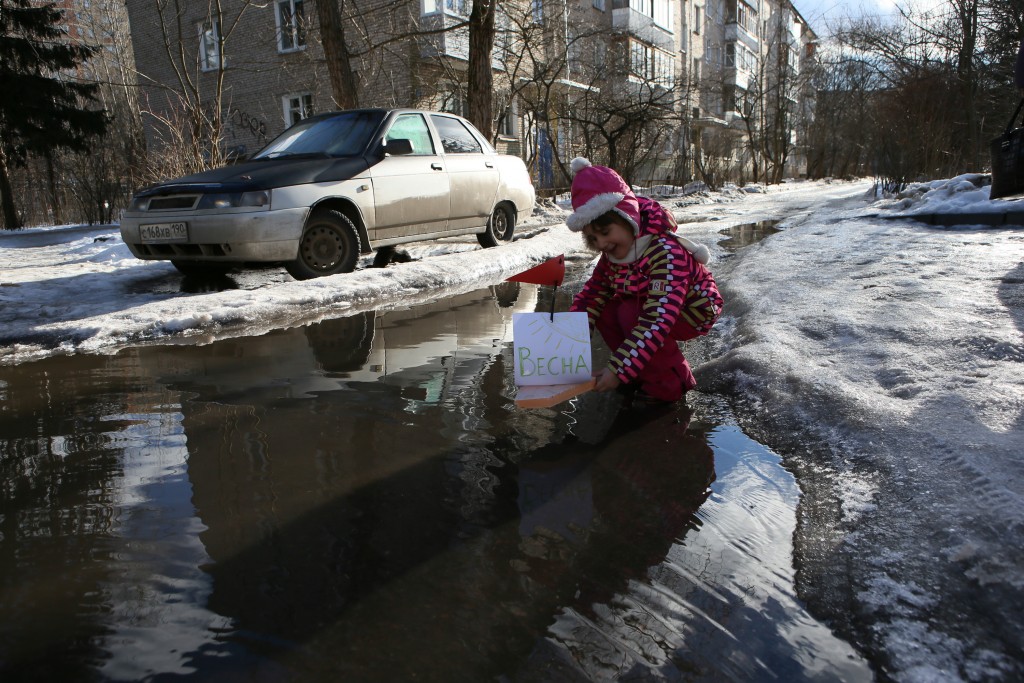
[608,237,692,383]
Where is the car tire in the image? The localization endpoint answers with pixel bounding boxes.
[171,260,232,276]
[476,204,514,248]
[286,210,361,280]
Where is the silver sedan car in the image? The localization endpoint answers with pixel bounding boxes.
[120,109,536,279]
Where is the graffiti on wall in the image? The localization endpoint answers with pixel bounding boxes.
[226,106,269,142]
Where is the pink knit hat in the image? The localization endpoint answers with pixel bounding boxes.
[565,157,640,234]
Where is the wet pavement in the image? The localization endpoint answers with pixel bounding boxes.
[0,274,873,681]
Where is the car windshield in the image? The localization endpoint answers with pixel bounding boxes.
[252,111,384,159]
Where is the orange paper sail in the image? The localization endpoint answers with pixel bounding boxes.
[507,255,565,287]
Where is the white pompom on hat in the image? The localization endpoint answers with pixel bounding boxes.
[566,157,640,234]
[570,156,592,175]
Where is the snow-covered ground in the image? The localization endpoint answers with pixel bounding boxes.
[2,177,1022,680]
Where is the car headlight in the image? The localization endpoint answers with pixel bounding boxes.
[129,195,150,211]
[197,190,272,209]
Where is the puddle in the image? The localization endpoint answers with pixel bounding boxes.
[0,282,870,681]
[719,220,782,251]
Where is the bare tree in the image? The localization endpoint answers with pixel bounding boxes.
[138,0,261,180]
[804,50,878,179]
[503,2,684,189]
[823,1,1022,188]
[63,0,147,222]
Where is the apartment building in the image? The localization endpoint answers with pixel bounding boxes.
[121,0,816,187]
[693,0,817,181]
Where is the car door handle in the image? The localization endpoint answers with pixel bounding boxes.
[485,162,494,168]
[431,163,444,170]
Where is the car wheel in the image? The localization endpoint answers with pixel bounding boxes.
[476,204,514,248]
[171,260,232,276]
[286,210,361,280]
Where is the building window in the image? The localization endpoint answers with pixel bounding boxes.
[276,0,305,52]
[497,104,517,137]
[532,0,542,24]
[629,39,674,87]
[594,37,607,73]
[441,89,466,116]
[734,1,758,35]
[630,40,646,79]
[421,0,440,14]
[725,42,755,71]
[619,0,670,29]
[692,57,701,81]
[445,0,469,15]
[593,0,605,10]
[694,5,702,35]
[283,93,313,127]
[652,0,671,30]
[198,20,221,71]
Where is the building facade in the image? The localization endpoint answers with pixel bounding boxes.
[121,0,816,188]
[693,0,817,183]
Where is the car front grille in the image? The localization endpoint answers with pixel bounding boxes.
[136,243,231,258]
[147,195,200,210]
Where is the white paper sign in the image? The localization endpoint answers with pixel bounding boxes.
[512,312,593,386]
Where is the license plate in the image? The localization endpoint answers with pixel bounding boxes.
[140,222,188,243]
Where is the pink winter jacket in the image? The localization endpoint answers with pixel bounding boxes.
[569,197,723,385]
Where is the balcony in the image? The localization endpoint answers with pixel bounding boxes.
[612,8,675,53]
[723,67,750,91]
[725,110,747,130]
[692,113,726,129]
[724,21,758,52]
[420,13,469,61]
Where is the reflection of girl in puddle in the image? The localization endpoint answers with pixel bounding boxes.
[513,406,715,608]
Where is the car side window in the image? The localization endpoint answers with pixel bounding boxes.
[430,115,483,154]
[385,114,435,155]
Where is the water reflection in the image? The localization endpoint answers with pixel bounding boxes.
[0,281,871,682]
[719,220,782,251]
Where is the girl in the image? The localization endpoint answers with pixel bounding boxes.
[566,158,723,403]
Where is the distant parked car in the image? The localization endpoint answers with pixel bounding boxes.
[120,109,536,279]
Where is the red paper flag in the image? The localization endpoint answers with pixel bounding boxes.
[507,255,565,287]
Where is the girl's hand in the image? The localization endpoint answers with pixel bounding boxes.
[593,368,621,393]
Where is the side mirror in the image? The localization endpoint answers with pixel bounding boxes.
[383,138,414,156]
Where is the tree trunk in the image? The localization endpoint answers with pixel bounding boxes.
[0,145,20,229]
[45,151,62,225]
[315,0,360,110]
[467,0,497,140]
[955,0,979,171]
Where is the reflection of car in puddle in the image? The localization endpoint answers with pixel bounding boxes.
[718,220,781,251]
[140,280,537,401]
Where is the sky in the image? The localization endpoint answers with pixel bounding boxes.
[793,0,945,36]
[2,177,1023,679]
